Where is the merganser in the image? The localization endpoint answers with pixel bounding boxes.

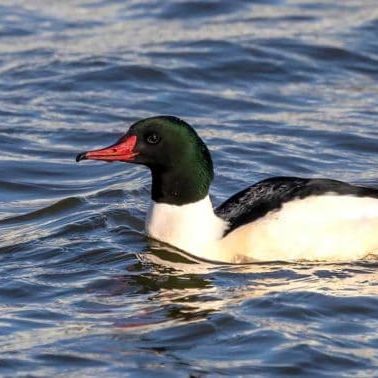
[76,116,378,263]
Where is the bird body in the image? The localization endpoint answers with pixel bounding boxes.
[77,116,378,263]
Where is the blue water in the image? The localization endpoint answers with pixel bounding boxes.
[0,0,378,376]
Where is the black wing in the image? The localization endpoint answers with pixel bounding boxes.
[215,176,378,236]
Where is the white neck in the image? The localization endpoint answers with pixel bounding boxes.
[145,195,228,260]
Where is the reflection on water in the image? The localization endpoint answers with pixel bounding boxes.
[0,0,378,375]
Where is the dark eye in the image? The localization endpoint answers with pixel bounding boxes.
[145,133,161,145]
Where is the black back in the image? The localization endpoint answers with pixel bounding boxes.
[215,177,378,236]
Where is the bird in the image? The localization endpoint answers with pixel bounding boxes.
[76,116,378,263]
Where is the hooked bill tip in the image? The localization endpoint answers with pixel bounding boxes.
[76,152,87,162]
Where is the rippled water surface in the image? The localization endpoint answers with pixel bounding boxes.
[1,0,378,376]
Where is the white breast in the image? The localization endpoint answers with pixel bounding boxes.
[145,194,378,263]
[145,196,228,261]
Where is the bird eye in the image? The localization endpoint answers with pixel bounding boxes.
[145,133,161,145]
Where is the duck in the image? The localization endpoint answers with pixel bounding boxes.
[76,116,378,263]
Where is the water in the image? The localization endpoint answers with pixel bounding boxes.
[0,0,378,375]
